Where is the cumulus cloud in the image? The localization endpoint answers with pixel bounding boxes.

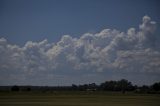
[0,16,160,85]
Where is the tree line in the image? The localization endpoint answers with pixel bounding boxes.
[0,79,160,94]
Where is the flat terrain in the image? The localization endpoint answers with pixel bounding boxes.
[0,91,160,106]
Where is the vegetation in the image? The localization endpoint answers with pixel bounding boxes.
[0,79,160,94]
[11,85,20,91]
[0,79,160,106]
[0,91,160,106]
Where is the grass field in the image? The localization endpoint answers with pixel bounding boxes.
[0,91,160,106]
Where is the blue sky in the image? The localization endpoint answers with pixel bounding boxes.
[0,0,160,86]
[0,0,160,45]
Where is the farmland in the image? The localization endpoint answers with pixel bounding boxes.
[0,91,160,106]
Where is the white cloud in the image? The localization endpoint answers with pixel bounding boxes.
[0,16,160,85]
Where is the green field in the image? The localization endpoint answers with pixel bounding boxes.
[0,91,160,106]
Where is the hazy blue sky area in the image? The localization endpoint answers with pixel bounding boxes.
[0,0,160,85]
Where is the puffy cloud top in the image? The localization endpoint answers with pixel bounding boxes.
[0,16,160,85]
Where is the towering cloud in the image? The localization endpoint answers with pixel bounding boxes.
[0,16,160,85]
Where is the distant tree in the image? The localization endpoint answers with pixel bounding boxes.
[152,82,160,91]
[72,84,78,90]
[26,87,31,91]
[99,79,133,92]
[100,80,117,91]
[11,85,20,91]
[87,83,97,91]
[88,83,97,89]
[117,79,133,93]
[136,85,150,93]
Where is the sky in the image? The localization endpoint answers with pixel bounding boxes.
[0,0,160,86]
